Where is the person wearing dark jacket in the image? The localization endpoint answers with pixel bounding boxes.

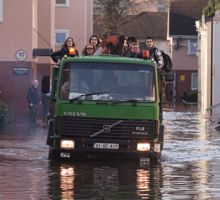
[26,80,40,124]
[145,36,163,68]
[51,36,79,63]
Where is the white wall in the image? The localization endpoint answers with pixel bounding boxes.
[212,20,220,115]
[198,22,212,114]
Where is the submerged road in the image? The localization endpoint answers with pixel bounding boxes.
[0,110,220,199]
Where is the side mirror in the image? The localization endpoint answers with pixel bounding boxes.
[41,76,50,93]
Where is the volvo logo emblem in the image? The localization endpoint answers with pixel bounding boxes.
[103,125,111,133]
[90,120,124,138]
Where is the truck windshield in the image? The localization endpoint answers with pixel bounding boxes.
[60,62,156,102]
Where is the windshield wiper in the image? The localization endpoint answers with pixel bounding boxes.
[69,91,110,103]
[111,99,138,105]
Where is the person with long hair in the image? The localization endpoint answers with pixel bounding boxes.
[51,36,79,63]
[89,34,100,50]
[81,44,96,56]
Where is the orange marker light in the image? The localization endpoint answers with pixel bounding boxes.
[142,50,149,59]
[69,47,76,55]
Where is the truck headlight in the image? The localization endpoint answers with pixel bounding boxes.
[137,143,150,151]
[61,140,75,149]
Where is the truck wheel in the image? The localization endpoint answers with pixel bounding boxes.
[159,125,164,150]
[150,153,161,164]
[46,120,54,145]
[46,132,50,145]
[48,147,55,160]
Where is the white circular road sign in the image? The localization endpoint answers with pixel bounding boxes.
[16,49,27,61]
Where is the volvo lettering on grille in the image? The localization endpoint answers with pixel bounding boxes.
[63,112,86,117]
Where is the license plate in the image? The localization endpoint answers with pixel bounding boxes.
[93,143,119,149]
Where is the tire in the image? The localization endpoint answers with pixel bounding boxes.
[46,120,54,145]
[149,153,161,164]
[48,147,56,160]
[159,125,164,150]
[48,147,53,160]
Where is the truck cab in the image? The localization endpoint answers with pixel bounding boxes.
[43,55,172,161]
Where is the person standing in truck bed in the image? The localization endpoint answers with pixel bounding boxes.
[51,36,79,63]
[145,36,163,68]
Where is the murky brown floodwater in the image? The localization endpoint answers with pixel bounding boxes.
[1,109,220,200]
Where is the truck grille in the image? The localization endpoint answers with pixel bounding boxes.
[59,117,156,139]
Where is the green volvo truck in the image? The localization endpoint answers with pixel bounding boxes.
[42,54,172,161]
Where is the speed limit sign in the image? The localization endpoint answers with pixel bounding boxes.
[15,49,27,61]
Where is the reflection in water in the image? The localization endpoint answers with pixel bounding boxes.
[60,166,75,200]
[136,169,150,198]
[48,161,162,200]
[162,161,213,200]
[1,111,220,199]
[93,167,119,197]
[194,161,212,200]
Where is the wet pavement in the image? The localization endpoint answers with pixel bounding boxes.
[1,109,220,200]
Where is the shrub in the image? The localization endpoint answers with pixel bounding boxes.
[183,90,197,102]
[0,101,12,128]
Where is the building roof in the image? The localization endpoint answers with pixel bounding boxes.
[170,13,197,36]
[170,0,209,19]
[170,0,209,36]
[94,12,168,39]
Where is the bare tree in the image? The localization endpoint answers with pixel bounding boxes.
[94,0,130,34]
[94,0,170,34]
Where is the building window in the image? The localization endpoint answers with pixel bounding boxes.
[0,0,3,22]
[187,39,197,55]
[55,30,69,46]
[191,73,198,90]
[56,0,69,7]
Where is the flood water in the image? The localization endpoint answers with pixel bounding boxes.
[1,109,220,200]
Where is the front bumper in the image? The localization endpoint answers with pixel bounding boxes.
[49,138,161,160]
[49,148,159,160]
